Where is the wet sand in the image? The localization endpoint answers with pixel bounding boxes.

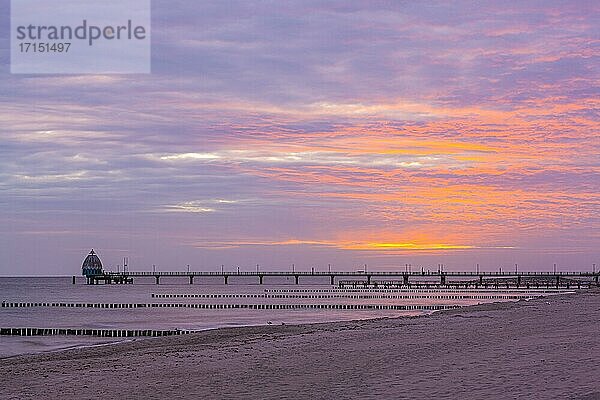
[1,291,600,400]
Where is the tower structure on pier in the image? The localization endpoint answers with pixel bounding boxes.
[81,249,104,278]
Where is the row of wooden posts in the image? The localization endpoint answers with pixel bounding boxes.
[0,327,191,337]
[1,301,461,311]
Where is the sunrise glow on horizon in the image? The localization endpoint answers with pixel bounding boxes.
[1,1,598,274]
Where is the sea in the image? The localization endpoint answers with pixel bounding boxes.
[0,276,567,358]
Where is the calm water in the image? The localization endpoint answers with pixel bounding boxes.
[0,277,563,358]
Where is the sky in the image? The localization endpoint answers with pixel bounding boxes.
[1,1,599,275]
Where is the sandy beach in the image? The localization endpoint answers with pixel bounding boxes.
[1,291,599,400]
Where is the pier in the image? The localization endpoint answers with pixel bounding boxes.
[79,249,600,287]
[78,269,600,287]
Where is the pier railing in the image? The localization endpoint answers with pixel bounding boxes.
[104,271,598,276]
[78,269,600,286]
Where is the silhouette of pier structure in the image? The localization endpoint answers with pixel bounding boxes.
[78,250,599,288]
